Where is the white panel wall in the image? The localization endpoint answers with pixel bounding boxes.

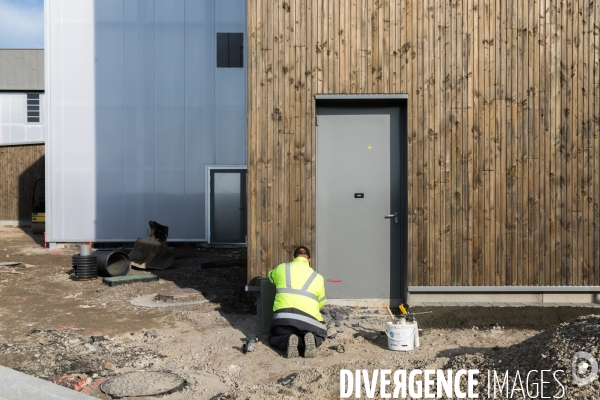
[46,0,247,241]
[0,93,45,145]
[46,0,97,240]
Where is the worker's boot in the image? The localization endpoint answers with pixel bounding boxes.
[285,334,299,358]
[303,333,316,358]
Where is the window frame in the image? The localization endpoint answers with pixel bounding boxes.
[216,32,244,68]
[25,93,43,125]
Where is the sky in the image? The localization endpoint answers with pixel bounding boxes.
[0,0,44,48]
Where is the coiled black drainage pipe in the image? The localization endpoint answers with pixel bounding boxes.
[72,254,98,280]
[96,250,130,277]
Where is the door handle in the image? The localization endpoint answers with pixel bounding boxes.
[384,213,398,224]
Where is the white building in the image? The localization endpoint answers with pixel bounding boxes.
[0,49,46,225]
[45,0,247,244]
[0,49,45,146]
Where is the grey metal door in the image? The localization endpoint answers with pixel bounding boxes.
[316,107,404,299]
[210,170,247,243]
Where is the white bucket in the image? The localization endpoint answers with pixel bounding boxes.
[385,321,419,351]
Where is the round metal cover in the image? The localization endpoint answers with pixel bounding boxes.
[100,371,184,398]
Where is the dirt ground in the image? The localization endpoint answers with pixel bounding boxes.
[1,226,600,399]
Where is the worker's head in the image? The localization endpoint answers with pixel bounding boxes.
[293,246,311,261]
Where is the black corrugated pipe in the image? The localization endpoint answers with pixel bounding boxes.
[95,250,130,277]
[72,254,98,279]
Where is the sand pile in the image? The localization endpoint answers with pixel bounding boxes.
[444,314,600,399]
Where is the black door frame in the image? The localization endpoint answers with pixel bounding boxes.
[209,168,247,243]
[315,94,408,301]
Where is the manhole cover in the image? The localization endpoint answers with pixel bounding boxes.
[100,371,184,398]
[155,288,205,302]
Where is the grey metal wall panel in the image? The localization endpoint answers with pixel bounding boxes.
[94,0,126,239]
[183,0,216,238]
[0,49,44,91]
[123,0,156,239]
[214,0,246,165]
[154,0,187,239]
[47,0,246,242]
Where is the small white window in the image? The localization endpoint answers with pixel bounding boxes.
[27,93,41,123]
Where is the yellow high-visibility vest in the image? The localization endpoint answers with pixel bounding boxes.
[268,257,327,322]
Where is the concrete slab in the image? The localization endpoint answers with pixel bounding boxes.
[0,365,95,400]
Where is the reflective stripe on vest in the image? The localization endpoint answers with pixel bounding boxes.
[272,312,325,330]
[276,262,320,302]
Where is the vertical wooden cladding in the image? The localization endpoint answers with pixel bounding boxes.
[247,0,600,286]
[0,145,45,221]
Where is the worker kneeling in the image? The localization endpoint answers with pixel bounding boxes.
[268,246,327,358]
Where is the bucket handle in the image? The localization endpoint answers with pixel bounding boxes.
[384,327,416,341]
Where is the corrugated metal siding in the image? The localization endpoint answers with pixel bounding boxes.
[0,49,44,91]
[46,0,246,242]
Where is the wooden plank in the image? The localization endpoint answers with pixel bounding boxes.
[585,0,594,285]
[553,0,563,287]
[475,0,486,285]
[582,0,592,285]
[566,0,575,286]
[575,0,584,285]
[367,0,374,92]
[484,0,495,286]
[539,0,549,286]
[390,0,397,93]
[416,0,425,285]
[382,0,390,93]
[399,0,408,93]
[425,0,432,285]
[561,0,570,286]
[458,0,468,285]
[291,0,301,251]
[442,0,452,285]
[432,0,442,285]
[517,0,529,285]
[274,0,283,265]
[266,0,275,269]
[332,0,339,93]
[452,0,460,285]
[338,0,346,93]
[317,0,324,94]
[497,0,507,285]
[528,0,539,285]
[305,0,313,251]
[247,0,257,278]
[551,0,561,285]
[507,0,518,285]
[408,0,419,285]
[360,0,368,93]
[471,0,481,285]
[594,0,600,285]
[350,0,358,92]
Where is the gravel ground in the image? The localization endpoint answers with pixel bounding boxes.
[1,226,600,399]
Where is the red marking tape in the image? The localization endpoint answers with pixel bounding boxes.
[329,279,342,283]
